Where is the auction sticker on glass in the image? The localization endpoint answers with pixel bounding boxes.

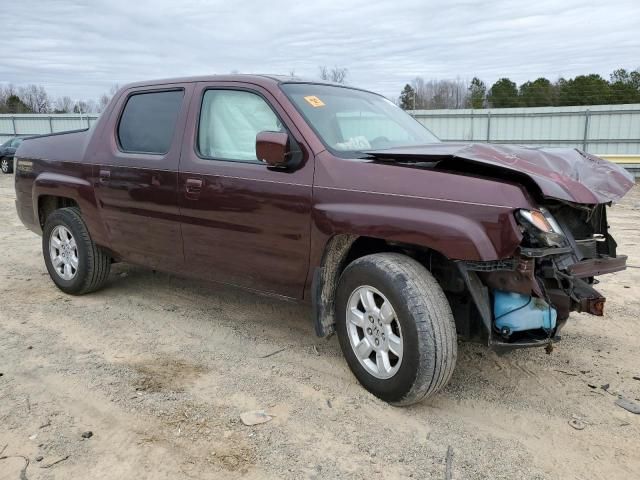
[303,95,325,107]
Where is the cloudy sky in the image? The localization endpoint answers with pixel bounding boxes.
[2,0,639,102]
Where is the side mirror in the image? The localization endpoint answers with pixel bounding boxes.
[256,131,292,169]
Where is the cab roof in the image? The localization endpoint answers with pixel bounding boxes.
[123,74,341,88]
[120,74,375,94]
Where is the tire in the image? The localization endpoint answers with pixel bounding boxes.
[335,253,457,405]
[42,207,111,295]
[0,157,12,174]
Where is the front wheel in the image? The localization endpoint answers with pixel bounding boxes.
[335,253,457,405]
[0,157,12,174]
[42,207,111,295]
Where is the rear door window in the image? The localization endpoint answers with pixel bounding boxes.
[118,90,184,154]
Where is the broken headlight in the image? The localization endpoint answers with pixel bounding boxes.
[516,208,565,247]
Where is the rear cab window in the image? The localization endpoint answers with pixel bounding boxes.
[117,90,184,154]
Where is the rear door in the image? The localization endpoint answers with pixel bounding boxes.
[177,81,314,298]
[93,85,192,271]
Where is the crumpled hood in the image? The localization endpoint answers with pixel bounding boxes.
[365,143,635,204]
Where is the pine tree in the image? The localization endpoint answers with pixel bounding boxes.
[399,84,416,110]
[468,77,486,108]
[487,78,519,108]
[519,78,556,107]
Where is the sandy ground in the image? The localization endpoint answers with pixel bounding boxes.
[0,172,639,480]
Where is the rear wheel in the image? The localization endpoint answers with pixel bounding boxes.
[42,207,111,295]
[0,157,12,174]
[335,253,457,405]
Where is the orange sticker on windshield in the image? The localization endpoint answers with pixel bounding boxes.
[304,95,325,107]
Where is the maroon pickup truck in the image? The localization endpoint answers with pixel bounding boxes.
[14,75,634,405]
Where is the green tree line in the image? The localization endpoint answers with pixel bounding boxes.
[399,68,640,110]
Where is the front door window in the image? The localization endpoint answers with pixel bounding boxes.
[197,90,282,162]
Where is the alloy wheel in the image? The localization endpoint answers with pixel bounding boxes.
[346,285,403,379]
[49,225,79,280]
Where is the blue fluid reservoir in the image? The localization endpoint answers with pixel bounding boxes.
[493,290,557,335]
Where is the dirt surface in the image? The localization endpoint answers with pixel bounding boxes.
[1,172,639,480]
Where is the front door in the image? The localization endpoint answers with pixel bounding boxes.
[178,82,313,298]
[93,85,192,271]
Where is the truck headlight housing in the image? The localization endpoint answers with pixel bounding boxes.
[516,208,565,247]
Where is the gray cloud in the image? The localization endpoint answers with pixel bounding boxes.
[1,0,639,101]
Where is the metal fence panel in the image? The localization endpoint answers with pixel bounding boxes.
[0,117,15,141]
[50,116,93,133]
[0,114,99,144]
[409,104,640,155]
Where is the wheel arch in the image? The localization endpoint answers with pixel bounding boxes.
[311,233,459,337]
[308,199,524,337]
[31,171,110,248]
[38,194,80,227]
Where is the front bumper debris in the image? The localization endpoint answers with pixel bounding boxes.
[567,255,627,278]
[457,248,626,350]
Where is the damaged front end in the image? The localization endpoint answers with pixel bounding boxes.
[457,201,626,350]
[363,143,633,350]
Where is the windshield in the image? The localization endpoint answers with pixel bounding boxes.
[281,83,439,154]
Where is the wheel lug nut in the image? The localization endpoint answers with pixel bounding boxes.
[375,339,380,346]
[367,328,372,335]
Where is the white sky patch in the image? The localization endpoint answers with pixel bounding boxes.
[1,0,639,101]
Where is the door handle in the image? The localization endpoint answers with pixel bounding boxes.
[185,178,203,193]
[99,169,111,183]
[185,178,203,199]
